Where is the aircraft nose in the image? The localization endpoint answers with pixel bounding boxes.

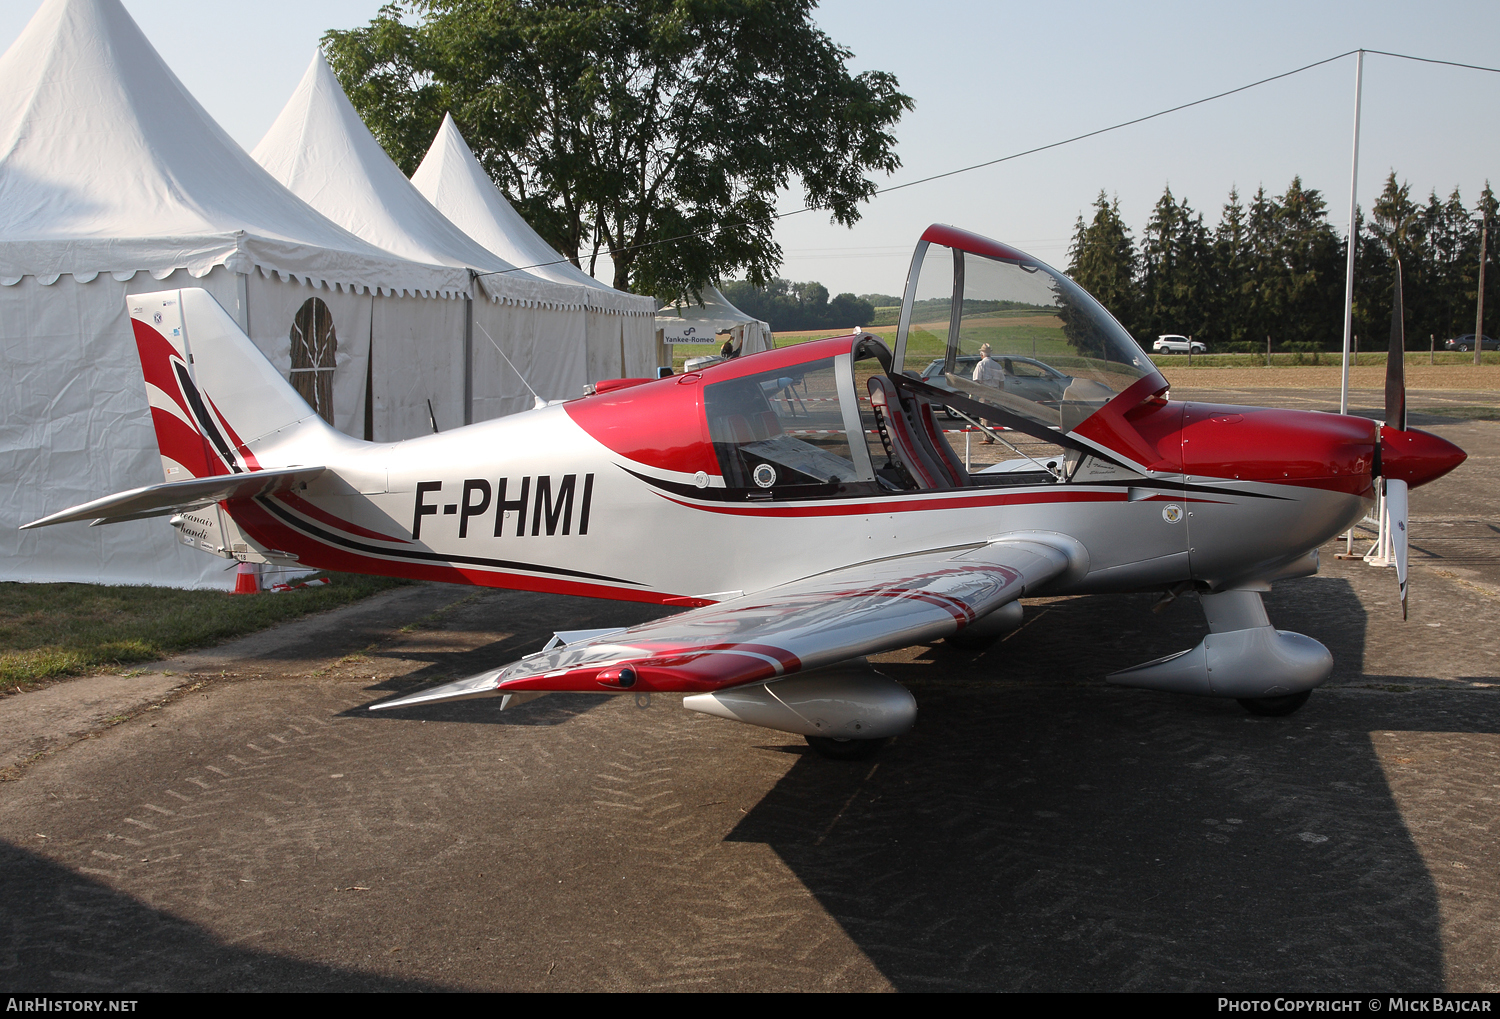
[1380,425,1467,489]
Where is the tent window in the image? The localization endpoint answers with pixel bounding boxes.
[289,298,336,423]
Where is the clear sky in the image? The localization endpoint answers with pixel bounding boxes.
[4,0,1499,297]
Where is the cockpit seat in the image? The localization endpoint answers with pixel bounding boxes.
[916,401,969,486]
[867,376,967,490]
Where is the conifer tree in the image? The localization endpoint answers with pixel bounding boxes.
[1066,192,1140,338]
[1244,186,1283,348]
[1276,177,1343,348]
[1214,187,1251,346]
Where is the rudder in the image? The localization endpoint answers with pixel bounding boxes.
[128,288,330,482]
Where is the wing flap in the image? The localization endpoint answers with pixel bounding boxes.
[21,466,327,529]
[369,536,1072,711]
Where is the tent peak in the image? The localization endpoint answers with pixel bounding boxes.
[411,113,654,315]
[255,47,584,309]
[0,0,467,294]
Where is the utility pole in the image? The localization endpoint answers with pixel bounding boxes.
[1340,49,1364,416]
[1476,213,1488,368]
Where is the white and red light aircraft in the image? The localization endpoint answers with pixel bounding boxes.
[25,225,1466,758]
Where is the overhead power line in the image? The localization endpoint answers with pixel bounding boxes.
[476,47,1500,281]
[1363,49,1500,76]
[833,51,1359,203]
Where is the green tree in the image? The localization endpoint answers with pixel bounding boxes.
[721,278,874,331]
[1274,177,1343,349]
[1066,192,1140,340]
[1139,185,1213,342]
[1367,173,1423,349]
[1422,187,1472,343]
[1243,185,1282,348]
[1213,187,1251,346]
[324,0,912,300]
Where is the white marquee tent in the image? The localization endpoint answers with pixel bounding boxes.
[254,54,648,424]
[410,113,659,385]
[657,285,774,356]
[0,0,485,588]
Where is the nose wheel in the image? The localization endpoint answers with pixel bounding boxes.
[1237,691,1311,717]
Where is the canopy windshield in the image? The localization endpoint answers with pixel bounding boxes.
[895,228,1158,434]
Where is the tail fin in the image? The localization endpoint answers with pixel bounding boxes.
[128,288,331,481]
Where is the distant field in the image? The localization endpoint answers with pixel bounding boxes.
[1156,362,1500,391]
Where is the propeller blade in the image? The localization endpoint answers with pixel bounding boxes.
[1386,257,1407,431]
[1385,477,1409,619]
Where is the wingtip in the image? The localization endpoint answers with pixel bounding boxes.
[365,668,508,711]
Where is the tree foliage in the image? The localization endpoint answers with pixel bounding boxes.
[1066,174,1499,351]
[720,278,874,332]
[323,0,911,300]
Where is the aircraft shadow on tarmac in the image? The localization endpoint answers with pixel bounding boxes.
[725,580,1494,991]
[0,842,443,992]
[348,689,611,726]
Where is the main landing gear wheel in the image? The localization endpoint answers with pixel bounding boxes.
[1237,691,1312,717]
[805,735,888,760]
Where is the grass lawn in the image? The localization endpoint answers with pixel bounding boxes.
[0,572,411,693]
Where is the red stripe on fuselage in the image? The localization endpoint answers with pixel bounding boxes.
[655,488,1128,518]
[224,497,679,605]
[274,490,410,544]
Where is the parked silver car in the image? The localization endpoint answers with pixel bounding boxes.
[1443,334,1498,352]
[917,354,1071,418]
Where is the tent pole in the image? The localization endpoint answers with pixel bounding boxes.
[364,294,376,442]
[464,271,475,425]
[234,270,251,335]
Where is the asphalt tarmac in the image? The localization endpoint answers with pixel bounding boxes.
[1,394,1496,992]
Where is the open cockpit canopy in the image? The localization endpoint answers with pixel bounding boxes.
[893,225,1162,436]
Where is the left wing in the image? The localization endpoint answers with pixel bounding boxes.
[369,535,1074,711]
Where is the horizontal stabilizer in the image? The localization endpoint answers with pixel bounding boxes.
[22,466,326,529]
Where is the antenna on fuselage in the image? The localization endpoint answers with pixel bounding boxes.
[475,320,546,410]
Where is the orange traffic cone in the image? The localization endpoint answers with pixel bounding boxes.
[232,561,259,594]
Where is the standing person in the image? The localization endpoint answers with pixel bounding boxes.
[972,343,1004,443]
